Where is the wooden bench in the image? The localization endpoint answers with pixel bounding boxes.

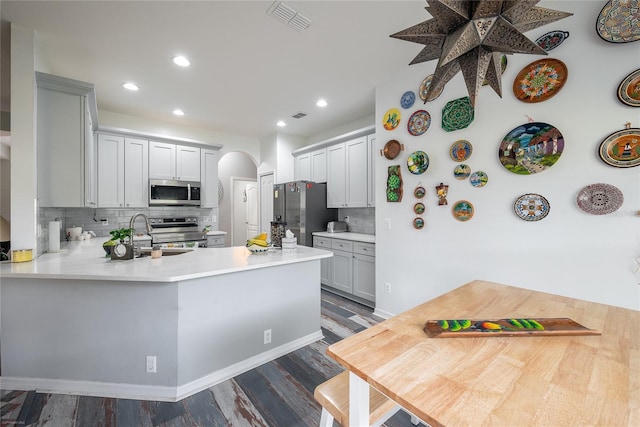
[314,371,422,427]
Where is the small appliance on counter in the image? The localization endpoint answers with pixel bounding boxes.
[327,221,349,233]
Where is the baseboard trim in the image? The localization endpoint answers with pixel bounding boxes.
[1,330,324,402]
[372,308,394,319]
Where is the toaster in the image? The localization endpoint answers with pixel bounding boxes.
[327,221,349,233]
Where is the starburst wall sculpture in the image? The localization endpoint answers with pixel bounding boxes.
[391,0,572,106]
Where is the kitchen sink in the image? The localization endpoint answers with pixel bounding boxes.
[136,247,195,258]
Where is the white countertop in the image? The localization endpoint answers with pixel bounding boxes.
[312,232,375,243]
[0,238,331,283]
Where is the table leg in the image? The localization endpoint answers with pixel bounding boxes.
[349,371,370,426]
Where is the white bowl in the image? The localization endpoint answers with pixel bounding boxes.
[246,244,270,253]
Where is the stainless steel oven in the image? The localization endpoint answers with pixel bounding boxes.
[149,179,201,206]
[148,217,207,248]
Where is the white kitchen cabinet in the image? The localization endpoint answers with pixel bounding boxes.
[124,138,149,207]
[295,147,326,183]
[313,236,332,286]
[200,148,219,209]
[367,135,376,208]
[296,153,312,181]
[326,144,346,208]
[206,234,226,248]
[352,242,375,301]
[97,134,148,208]
[84,98,97,208]
[149,142,201,181]
[326,136,369,208]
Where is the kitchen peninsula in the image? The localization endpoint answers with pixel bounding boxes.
[0,240,332,402]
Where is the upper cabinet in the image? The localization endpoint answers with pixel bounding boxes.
[367,134,375,208]
[149,141,201,181]
[36,72,97,207]
[326,136,371,208]
[295,147,327,183]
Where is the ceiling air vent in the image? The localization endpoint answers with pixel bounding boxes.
[267,1,311,31]
[292,112,307,119]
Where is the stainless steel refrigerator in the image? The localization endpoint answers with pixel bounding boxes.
[273,181,338,247]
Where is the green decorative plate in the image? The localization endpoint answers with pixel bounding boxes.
[407,151,429,175]
[442,97,474,132]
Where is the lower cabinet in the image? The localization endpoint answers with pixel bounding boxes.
[313,236,375,305]
[207,234,226,248]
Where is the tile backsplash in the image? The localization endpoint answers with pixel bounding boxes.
[337,207,375,235]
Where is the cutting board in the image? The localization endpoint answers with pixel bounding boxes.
[423,317,600,338]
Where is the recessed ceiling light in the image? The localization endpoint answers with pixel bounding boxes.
[122,82,139,91]
[277,120,286,127]
[316,99,328,107]
[173,109,185,116]
[173,56,190,67]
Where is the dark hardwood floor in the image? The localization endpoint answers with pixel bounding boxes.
[1,290,418,426]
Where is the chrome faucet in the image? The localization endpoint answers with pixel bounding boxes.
[129,213,153,235]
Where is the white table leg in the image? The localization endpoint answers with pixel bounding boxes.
[349,371,370,426]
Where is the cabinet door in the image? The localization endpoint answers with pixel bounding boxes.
[201,149,219,208]
[353,253,375,302]
[345,137,368,207]
[97,134,125,208]
[177,145,201,181]
[124,138,149,208]
[296,153,311,182]
[331,249,353,293]
[311,148,327,183]
[326,143,346,208]
[367,134,376,207]
[314,236,332,286]
[149,141,176,180]
[84,98,97,207]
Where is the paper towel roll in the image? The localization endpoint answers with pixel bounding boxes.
[49,221,61,252]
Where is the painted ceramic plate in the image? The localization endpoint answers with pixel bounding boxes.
[383,108,401,131]
[413,217,425,229]
[442,96,474,132]
[470,171,488,187]
[449,140,473,161]
[535,30,570,51]
[513,58,568,103]
[400,91,416,109]
[598,127,640,168]
[576,183,624,215]
[453,164,471,180]
[499,122,564,175]
[414,202,425,215]
[513,194,550,222]
[407,110,431,136]
[617,69,640,107]
[407,151,429,175]
[381,139,403,160]
[597,0,640,43]
[413,185,426,198]
[419,74,444,102]
[452,200,474,222]
[482,54,507,86]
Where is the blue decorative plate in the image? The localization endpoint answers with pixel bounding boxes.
[400,91,416,109]
[470,171,488,187]
[535,30,570,51]
[407,110,431,136]
[514,194,550,221]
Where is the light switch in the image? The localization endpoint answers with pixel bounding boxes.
[384,219,392,230]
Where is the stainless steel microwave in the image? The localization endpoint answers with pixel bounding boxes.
[149,179,201,206]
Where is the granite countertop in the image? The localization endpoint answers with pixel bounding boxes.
[312,231,375,244]
[0,238,331,282]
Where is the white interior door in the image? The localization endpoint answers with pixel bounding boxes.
[245,182,258,239]
[259,172,274,235]
[231,178,256,246]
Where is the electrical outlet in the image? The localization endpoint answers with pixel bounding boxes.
[264,329,272,344]
[101,218,109,226]
[384,282,392,294]
[344,216,349,224]
[146,356,157,373]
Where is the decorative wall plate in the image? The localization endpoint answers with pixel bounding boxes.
[419,74,443,102]
[535,30,570,51]
[513,194,550,222]
[383,108,400,130]
[452,200,474,222]
[598,127,640,168]
[442,97,474,132]
[407,110,431,136]
[453,164,471,180]
[482,55,507,86]
[499,122,564,175]
[576,183,624,215]
[413,185,426,198]
[407,151,429,175]
[597,0,640,43]
[380,139,403,160]
[513,58,568,103]
[617,69,640,107]
[414,202,425,215]
[413,217,425,229]
[449,140,473,161]
[470,171,488,187]
[386,165,403,202]
[400,91,416,109]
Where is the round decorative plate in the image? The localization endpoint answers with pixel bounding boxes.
[482,54,507,86]
[413,217,425,229]
[577,183,624,215]
[407,151,429,175]
[597,0,640,43]
[407,110,431,136]
[598,127,640,168]
[453,164,471,180]
[381,139,403,160]
[617,69,640,107]
[498,122,564,175]
[414,202,425,215]
[419,74,444,102]
[535,30,570,51]
[442,96,474,132]
[383,108,401,130]
[452,200,474,222]
[400,91,416,109]
[469,171,488,187]
[513,58,568,103]
[449,140,473,161]
[413,185,426,198]
[513,194,550,222]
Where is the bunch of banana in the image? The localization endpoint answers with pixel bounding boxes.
[246,233,269,249]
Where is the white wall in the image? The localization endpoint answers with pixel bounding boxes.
[306,114,375,145]
[374,1,640,315]
[275,132,305,184]
[218,152,257,244]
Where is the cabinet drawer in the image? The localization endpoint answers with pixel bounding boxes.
[313,236,331,249]
[207,236,225,247]
[353,242,375,256]
[331,239,353,251]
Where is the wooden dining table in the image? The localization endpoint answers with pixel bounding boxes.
[327,280,639,426]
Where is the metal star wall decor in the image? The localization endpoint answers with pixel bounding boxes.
[391,1,572,106]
